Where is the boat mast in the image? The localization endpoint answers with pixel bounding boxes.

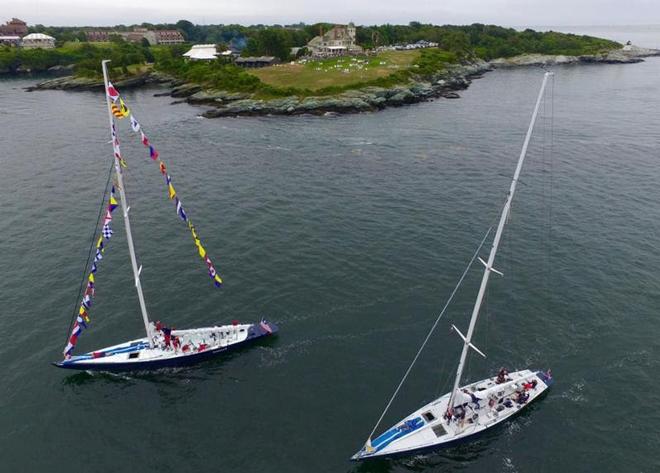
[447,72,552,410]
[101,60,153,348]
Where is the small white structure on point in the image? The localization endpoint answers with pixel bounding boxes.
[21,32,55,49]
[0,35,21,46]
[183,44,218,61]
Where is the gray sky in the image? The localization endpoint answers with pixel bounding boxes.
[4,0,660,27]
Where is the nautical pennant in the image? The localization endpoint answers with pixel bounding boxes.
[102,224,113,239]
[63,177,120,357]
[111,103,124,118]
[107,82,120,102]
[85,281,95,297]
[112,98,130,118]
[109,189,118,212]
[119,98,130,117]
[175,198,187,222]
[108,84,224,289]
[130,115,140,132]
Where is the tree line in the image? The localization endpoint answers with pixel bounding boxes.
[21,21,619,63]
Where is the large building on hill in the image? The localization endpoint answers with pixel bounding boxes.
[155,30,185,44]
[86,27,184,45]
[307,23,363,57]
[0,18,27,36]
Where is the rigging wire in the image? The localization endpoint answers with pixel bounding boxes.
[365,225,493,442]
[62,158,116,351]
[548,75,555,310]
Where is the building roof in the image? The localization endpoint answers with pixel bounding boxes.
[23,33,55,40]
[183,44,218,60]
[0,35,21,40]
[236,56,277,62]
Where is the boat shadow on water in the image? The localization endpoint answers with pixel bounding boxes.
[349,442,492,473]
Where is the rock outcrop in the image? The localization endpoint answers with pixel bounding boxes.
[488,46,660,68]
[25,71,174,92]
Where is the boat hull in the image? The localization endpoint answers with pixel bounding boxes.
[353,369,553,461]
[53,321,277,372]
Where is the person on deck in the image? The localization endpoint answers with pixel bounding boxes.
[463,389,482,409]
[162,326,172,349]
[516,390,529,404]
[496,367,509,384]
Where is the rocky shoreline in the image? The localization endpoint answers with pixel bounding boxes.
[24,46,660,118]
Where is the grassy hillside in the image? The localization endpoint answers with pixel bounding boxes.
[250,50,420,91]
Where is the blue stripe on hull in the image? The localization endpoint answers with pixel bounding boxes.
[371,417,425,451]
[53,322,277,372]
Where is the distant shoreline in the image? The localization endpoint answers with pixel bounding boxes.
[23,46,660,118]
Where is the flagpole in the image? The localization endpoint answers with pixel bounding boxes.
[101,59,153,348]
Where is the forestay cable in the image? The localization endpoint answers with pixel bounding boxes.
[366,225,493,443]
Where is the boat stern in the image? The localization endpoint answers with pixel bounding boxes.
[252,319,278,337]
[536,369,554,387]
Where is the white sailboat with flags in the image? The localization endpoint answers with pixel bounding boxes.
[352,72,555,460]
[54,60,277,371]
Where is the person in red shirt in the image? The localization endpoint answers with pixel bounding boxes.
[162,326,172,348]
[523,380,538,391]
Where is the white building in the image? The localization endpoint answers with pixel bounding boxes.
[0,35,21,46]
[21,33,55,49]
[183,44,218,61]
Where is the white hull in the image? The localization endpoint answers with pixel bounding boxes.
[55,321,277,371]
[353,369,552,459]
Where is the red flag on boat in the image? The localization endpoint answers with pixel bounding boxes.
[107,82,119,102]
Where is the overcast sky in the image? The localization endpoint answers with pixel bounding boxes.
[4,0,660,27]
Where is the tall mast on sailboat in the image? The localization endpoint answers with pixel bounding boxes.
[101,60,153,348]
[447,72,552,411]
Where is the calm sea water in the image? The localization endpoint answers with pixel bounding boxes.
[1,37,660,473]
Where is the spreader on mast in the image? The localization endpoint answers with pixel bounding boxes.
[101,59,153,347]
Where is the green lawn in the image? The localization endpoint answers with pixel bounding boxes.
[249,50,421,91]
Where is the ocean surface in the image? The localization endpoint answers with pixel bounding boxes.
[1,31,659,473]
